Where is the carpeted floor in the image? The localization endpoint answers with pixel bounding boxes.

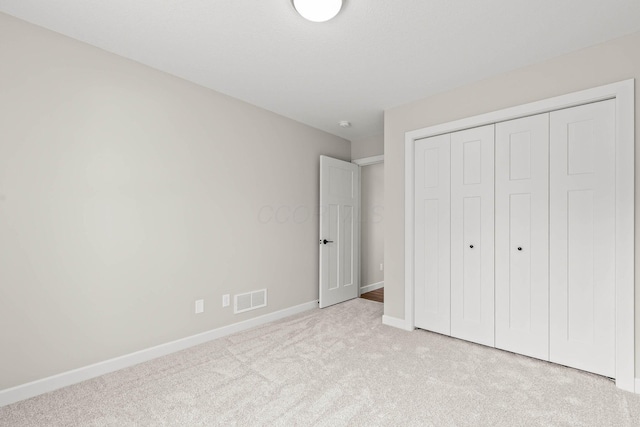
[1,298,639,426]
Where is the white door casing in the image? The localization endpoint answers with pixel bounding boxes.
[549,100,616,377]
[319,156,360,309]
[450,125,495,347]
[414,134,451,334]
[495,113,550,361]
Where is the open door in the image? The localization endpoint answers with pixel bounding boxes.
[319,156,360,308]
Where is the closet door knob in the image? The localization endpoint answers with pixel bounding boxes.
[517,247,522,251]
[469,244,474,249]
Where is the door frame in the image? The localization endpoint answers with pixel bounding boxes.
[403,79,635,392]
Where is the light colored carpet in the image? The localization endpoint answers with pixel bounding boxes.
[1,298,639,426]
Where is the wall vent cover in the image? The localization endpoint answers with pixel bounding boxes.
[234,289,267,314]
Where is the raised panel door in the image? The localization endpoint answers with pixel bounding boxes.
[450,125,495,347]
[319,156,360,308]
[495,113,549,361]
[414,134,451,334]
[549,100,616,377]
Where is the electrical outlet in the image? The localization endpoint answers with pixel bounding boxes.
[195,299,204,314]
[380,263,384,271]
[222,294,230,307]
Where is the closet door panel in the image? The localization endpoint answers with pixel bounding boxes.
[549,99,616,378]
[414,134,451,335]
[495,113,549,361]
[450,125,494,347]
[462,196,482,322]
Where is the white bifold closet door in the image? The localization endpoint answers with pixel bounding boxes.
[549,100,616,378]
[450,125,495,347]
[414,134,451,335]
[495,114,549,360]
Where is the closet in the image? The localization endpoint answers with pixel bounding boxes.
[414,99,616,377]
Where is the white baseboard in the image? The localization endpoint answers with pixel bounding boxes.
[0,300,318,408]
[382,315,414,331]
[360,281,384,294]
[635,378,640,394]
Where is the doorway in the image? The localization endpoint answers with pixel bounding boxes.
[318,154,385,307]
[355,156,384,303]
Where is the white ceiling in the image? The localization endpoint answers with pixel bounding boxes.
[1,0,640,140]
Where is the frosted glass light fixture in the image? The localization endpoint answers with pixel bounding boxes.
[293,0,343,22]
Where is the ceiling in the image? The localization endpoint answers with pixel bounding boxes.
[1,0,640,141]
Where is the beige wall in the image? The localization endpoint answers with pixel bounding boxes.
[351,134,384,160]
[0,13,350,390]
[384,30,640,374]
[360,163,384,288]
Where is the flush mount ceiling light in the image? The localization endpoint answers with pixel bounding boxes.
[293,0,343,23]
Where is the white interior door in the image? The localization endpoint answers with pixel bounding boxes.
[319,156,360,308]
[495,113,549,360]
[450,125,495,347]
[549,100,616,377]
[414,134,451,335]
